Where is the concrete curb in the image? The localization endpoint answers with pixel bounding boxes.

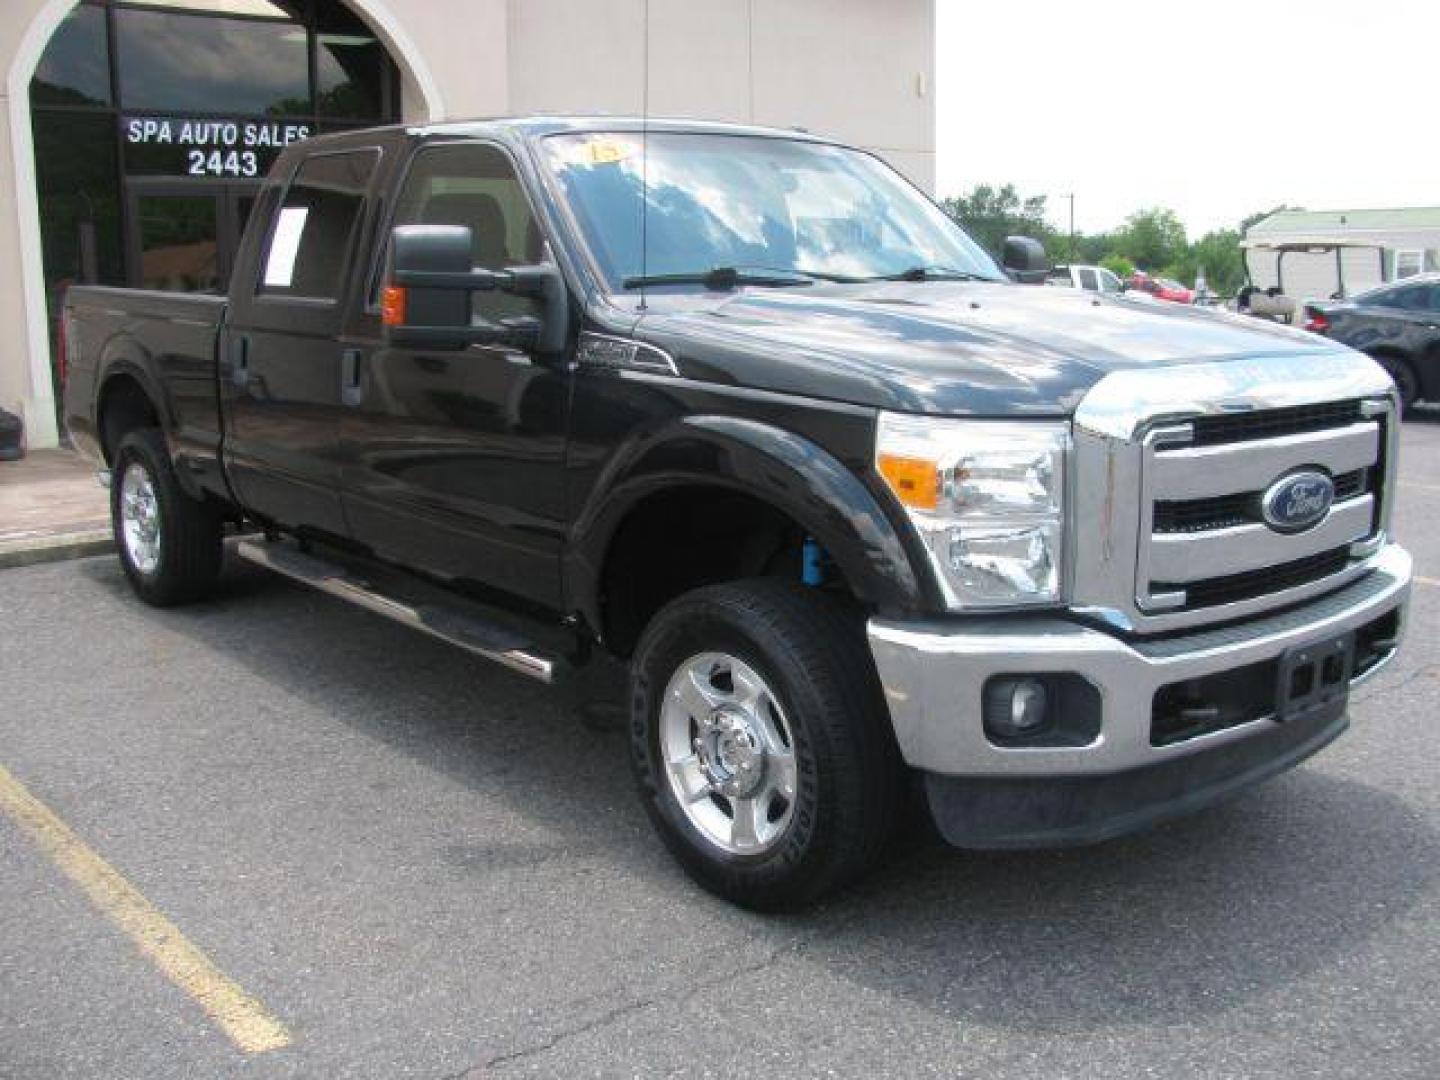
[0,529,114,570]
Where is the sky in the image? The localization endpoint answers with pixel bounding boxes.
[935,0,1440,239]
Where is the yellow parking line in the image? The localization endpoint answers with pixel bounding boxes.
[1416,574,1440,588]
[0,763,291,1054]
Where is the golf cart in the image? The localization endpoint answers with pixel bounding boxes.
[1237,236,1387,322]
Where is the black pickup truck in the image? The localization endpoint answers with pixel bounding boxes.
[63,118,1411,909]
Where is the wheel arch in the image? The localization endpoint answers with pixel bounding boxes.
[1364,344,1423,403]
[568,414,933,654]
[91,336,200,496]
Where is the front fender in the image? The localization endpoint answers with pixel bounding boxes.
[566,414,935,632]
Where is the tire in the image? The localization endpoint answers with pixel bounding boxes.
[1373,354,1419,415]
[630,579,903,910]
[111,428,223,606]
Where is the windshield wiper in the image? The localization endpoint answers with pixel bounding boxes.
[623,266,817,290]
[866,266,997,283]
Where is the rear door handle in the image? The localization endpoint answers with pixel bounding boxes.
[231,336,250,389]
[341,348,364,407]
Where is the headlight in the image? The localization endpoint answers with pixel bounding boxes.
[875,414,1068,609]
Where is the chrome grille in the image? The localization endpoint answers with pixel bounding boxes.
[1138,413,1384,614]
[1187,399,1364,446]
[1069,352,1399,636]
[1153,467,1371,534]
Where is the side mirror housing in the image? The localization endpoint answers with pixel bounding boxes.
[1002,236,1049,284]
[383,224,569,355]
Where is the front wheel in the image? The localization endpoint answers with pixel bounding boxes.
[630,579,902,910]
[111,428,223,606]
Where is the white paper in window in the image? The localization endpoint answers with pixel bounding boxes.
[263,206,309,288]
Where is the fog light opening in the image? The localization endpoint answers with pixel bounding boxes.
[984,676,1051,741]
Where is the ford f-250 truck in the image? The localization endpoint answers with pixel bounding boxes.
[62,118,1411,909]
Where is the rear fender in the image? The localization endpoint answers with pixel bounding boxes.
[95,339,198,498]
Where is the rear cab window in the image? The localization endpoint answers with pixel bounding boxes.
[258,149,379,302]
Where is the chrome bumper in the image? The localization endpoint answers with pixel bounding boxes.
[868,544,1411,777]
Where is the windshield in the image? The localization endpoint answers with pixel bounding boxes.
[538,131,1004,289]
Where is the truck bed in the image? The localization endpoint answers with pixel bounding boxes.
[62,286,229,500]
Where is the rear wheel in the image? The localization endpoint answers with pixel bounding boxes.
[111,428,223,606]
[630,579,902,910]
[1373,354,1419,415]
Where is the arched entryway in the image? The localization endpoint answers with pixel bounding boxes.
[7,0,444,446]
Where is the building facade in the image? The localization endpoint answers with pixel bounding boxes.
[0,0,936,448]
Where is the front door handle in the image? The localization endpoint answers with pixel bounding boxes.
[341,348,365,407]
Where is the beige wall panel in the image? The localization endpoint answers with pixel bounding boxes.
[873,147,936,194]
[750,0,933,158]
[645,0,751,122]
[507,0,646,116]
[388,0,508,119]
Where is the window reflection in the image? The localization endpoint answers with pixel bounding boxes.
[30,5,110,107]
[316,35,384,118]
[137,196,220,292]
[116,9,311,115]
[542,133,1002,289]
[120,0,300,18]
[33,111,124,288]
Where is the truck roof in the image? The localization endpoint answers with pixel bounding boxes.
[297,114,834,152]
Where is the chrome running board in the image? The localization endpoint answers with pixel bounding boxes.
[235,538,563,684]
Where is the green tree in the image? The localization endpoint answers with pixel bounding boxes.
[940,184,1055,259]
[1184,229,1245,295]
[1100,253,1135,279]
[1117,208,1187,271]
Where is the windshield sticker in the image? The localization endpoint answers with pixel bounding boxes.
[561,137,637,166]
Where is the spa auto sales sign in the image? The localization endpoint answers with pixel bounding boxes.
[121,117,312,178]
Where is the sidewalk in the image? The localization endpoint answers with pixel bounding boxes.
[0,449,113,569]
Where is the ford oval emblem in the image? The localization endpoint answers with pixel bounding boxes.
[1261,470,1335,534]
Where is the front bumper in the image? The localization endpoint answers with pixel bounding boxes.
[867,543,1411,847]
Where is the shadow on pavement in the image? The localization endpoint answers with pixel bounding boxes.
[75,552,1439,1036]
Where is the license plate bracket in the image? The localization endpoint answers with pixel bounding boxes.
[1275,632,1354,722]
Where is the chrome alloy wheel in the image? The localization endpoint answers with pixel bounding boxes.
[119,462,161,576]
[659,652,798,855]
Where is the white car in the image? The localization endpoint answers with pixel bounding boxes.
[1045,263,1126,295]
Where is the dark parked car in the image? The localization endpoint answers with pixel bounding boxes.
[1306,274,1440,411]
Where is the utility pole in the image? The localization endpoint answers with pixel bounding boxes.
[1060,192,1075,260]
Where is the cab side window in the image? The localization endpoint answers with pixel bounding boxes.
[387,142,548,323]
[260,150,377,300]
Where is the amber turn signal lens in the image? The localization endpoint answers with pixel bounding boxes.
[877,452,939,510]
[381,285,407,327]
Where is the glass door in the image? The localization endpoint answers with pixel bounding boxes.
[125,180,261,293]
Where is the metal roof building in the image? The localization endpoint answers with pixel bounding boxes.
[1244,207,1440,301]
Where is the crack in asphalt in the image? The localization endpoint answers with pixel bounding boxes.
[463,926,833,1077]
[1351,662,1436,706]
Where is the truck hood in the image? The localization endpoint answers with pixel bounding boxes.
[630,282,1347,416]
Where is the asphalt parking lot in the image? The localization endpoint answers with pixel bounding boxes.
[2,420,1439,1079]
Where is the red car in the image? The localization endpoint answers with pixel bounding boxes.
[1128,271,1195,304]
